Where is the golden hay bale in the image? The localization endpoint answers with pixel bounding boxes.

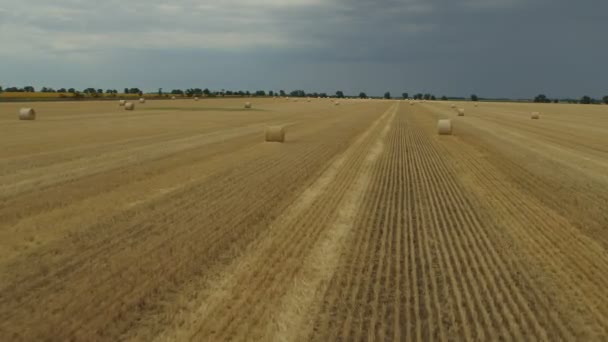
[19,108,36,120]
[124,102,135,111]
[171,96,176,100]
[245,102,252,109]
[139,98,146,104]
[438,119,452,135]
[334,101,340,105]
[474,103,478,107]
[458,108,465,116]
[265,126,285,142]
[194,97,199,101]
[119,100,126,106]
[451,104,456,108]
[531,111,540,119]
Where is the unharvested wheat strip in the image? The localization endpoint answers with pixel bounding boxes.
[409,126,477,340]
[268,105,397,342]
[152,105,395,341]
[414,126,515,340]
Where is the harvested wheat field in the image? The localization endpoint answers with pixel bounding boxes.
[1,98,608,341]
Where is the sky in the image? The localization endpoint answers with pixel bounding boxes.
[0,0,606,98]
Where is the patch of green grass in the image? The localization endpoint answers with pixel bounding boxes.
[142,107,265,112]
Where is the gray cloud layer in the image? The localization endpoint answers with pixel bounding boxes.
[0,0,606,98]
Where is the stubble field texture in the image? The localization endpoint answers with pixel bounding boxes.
[1,98,607,341]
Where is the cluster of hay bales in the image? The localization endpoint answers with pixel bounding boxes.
[437,119,452,135]
[19,108,36,120]
[244,102,252,109]
[265,126,285,142]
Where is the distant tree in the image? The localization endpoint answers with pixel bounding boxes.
[603,96,608,104]
[553,99,559,103]
[290,90,305,97]
[24,86,35,92]
[471,94,479,101]
[245,91,250,96]
[359,92,367,99]
[423,93,431,100]
[384,92,391,99]
[431,95,436,100]
[68,88,76,93]
[441,96,448,101]
[319,93,328,98]
[255,90,266,96]
[534,94,551,103]
[0,86,3,93]
[279,90,286,96]
[97,89,103,94]
[203,88,210,96]
[402,92,408,99]
[269,90,274,97]
[414,93,423,100]
[124,88,129,94]
[158,88,163,96]
[580,95,592,104]
[171,89,184,95]
[129,88,140,95]
[336,91,345,98]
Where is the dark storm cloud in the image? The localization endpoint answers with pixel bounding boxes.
[0,0,606,98]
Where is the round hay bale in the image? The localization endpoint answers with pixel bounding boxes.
[265,126,285,142]
[139,98,146,104]
[438,119,452,135]
[119,100,126,106]
[19,108,36,120]
[194,97,199,101]
[171,96,176,100]
[531,112,540,119]
[124,102,135,111]
[334,101,340,106]
[458,108,465,116]
[245,102,252,109]
[451,104,456,109]
[474,103,478,107]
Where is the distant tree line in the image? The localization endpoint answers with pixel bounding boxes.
[1,85,606,104]
[534,94,606,104]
